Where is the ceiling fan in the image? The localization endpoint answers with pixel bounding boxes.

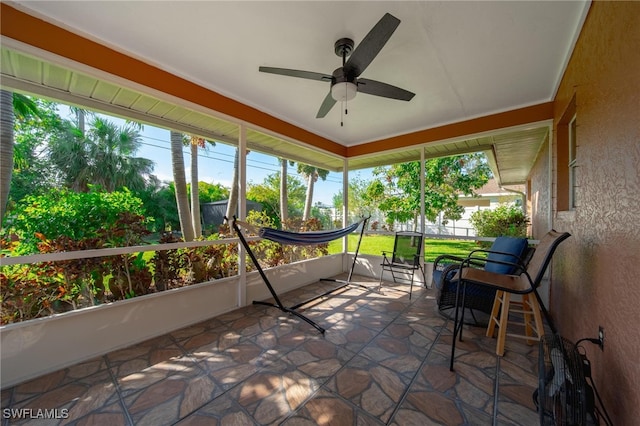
[259,13,415,120]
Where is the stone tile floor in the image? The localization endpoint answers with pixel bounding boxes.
[1,275,542,425]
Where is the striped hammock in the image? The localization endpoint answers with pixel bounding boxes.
[258,219,363,246]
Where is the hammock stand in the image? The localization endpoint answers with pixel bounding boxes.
[230,216,370,334]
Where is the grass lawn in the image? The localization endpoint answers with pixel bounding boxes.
[327,234,479,262]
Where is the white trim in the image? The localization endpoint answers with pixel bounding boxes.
[0,238,238,266]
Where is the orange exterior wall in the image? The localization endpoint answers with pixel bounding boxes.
[531,2,640,423]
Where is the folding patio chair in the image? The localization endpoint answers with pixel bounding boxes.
[379,231,425,299]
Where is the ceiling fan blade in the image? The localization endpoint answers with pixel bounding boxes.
[357,78,415,101]
[316,91,337,118]
[259,66,332,82]
[344,13,400,77]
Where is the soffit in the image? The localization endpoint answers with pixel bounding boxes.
[347,125,550,184]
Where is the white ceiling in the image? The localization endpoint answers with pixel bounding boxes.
[10,0,589,148]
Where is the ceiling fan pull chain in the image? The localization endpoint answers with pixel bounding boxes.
[341,102,344,127]
[341,83,349,127]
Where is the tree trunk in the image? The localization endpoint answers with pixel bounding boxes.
[0,90,14,221]
[280,158,288,226]
[190,142,202,237]
[303,172,316,221]
[225,148,240,222]
[77,109,85,135]
[170,131,194,241]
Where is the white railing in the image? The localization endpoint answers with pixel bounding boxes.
[0,237,345,388]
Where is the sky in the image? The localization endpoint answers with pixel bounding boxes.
[58,106,368,206]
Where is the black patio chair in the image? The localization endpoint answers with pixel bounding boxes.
[378,231,425,299]
[450,230,571,371]
[433,236,533,325]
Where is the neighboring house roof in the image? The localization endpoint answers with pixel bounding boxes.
[461,178,525,198]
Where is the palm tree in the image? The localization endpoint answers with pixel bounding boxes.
[279,158,294,226]
[170,131,195,241]
[297,164,329,221]
[189,135,209,238]
[225,147,240,224]
[0,90,14,221]
[0,90,43,220]
[69,106,91,135]
[86,117,153,191]
[48,116,153,192]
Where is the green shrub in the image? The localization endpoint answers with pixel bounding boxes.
[470,204,529,239]
[2,186,151,255]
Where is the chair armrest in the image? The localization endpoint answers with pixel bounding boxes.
[457,266,535,294]
[460,255,527,276]
[433,254,466,267]
[433,254,484,272]
[467,248,523,263]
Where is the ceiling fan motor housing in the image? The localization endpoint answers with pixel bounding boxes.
[331,68,357,102]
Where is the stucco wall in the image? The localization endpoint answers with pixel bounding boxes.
[529,136,551,238]
[538,2,640,423]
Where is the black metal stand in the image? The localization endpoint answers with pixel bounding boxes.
[231,216,369,334]
[319,216,371,292]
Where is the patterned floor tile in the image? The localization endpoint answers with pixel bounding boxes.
[325,354,410,424]
[227,360,320,425]
[1,276,545,425]
[174,393,258,425]
[283,388,384,426]
[10,357,110,406]
[359,322,433,379]
[10,371,120,426]
[123,370,219,426]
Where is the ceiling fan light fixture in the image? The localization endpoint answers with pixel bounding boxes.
[331,81,357,102]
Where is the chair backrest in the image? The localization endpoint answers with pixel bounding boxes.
[392,232,424,266]
[485,236,529,274]
[524,230,571,288]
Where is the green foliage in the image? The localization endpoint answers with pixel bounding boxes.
[333,175,377,219]
[0,211,153,324]
[48,116,154,192]
[132,178,177,233]
[365,155,491,227]
[247,173,305,227]
[1,263,60,324]
[2,186,151,254]
[194,181,229,203]
[10,98,72,205]
[469,204,529,239]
